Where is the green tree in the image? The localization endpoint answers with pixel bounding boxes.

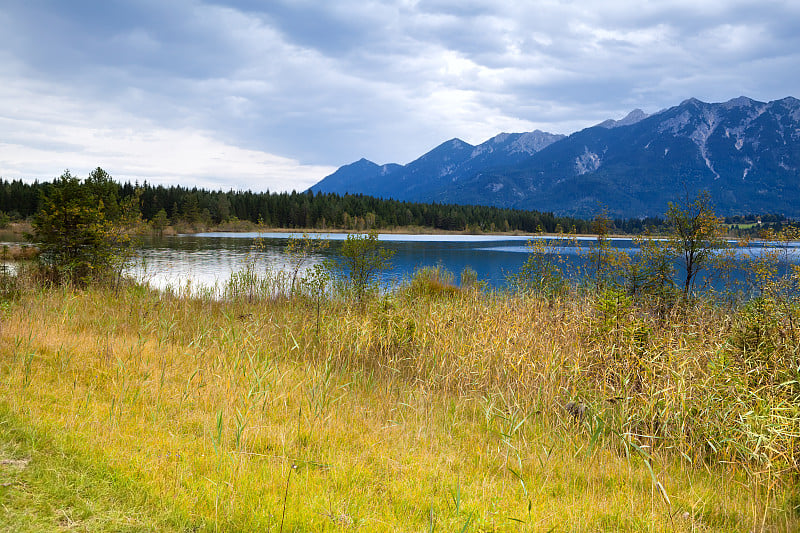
[117,187,143,231]
[29,170,129,286]
[666,191,724,298]
[180,193,200,224]
[328,232,394,302]
[216,194,231,222]
[151,208,169,237]
[86,167,121,221]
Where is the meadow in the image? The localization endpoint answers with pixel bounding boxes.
[1,250,799,531]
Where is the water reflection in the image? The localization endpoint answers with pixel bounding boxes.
[129,232,800,295]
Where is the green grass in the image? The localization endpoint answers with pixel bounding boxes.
[0,405,192,531]
[1,281,798,531]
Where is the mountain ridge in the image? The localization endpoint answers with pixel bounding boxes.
[309,96,800,217]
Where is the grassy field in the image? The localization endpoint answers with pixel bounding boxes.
[1,275,799,531]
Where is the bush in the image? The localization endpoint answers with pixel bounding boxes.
[326,232,394,302]
[507,232,577,298]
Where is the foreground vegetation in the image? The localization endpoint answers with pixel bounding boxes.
[1,264,799,530]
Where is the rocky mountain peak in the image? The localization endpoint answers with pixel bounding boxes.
[680,97,704,107]
[598,108,649,128]
[723,96,755,109]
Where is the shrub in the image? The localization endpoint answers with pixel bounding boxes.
[326,231,394,303]
[507,232,578,298]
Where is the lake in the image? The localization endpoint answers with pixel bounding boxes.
[130,232,800,296]
[132,232,535,292]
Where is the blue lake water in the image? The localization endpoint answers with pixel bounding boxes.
[131,232,800,295]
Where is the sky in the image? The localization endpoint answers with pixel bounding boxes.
[1,0,798,192]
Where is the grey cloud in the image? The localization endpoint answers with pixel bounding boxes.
[1,0,799,188]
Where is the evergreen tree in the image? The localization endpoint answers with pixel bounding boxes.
[29,170,129,286]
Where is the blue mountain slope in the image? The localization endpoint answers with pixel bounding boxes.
[310,131,565,200]
[308,158,402,196]
[310,96,800,217]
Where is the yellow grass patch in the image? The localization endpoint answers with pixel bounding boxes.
[1,286,797,531]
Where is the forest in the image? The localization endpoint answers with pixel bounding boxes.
[2,172,793,237]
[0,175,665,234]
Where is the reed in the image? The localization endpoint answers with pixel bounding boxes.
[1,267,798,531]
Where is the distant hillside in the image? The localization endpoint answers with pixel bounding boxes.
[310,131,565,203]
[310,97,800,217]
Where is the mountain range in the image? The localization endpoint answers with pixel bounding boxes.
[309,96,800,218]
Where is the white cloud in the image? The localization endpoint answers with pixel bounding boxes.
[0,123,334,191]
[0,71,333,190]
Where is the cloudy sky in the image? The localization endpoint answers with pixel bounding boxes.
[1,0,798,192]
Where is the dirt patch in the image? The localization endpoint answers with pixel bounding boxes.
[0,457,30,469]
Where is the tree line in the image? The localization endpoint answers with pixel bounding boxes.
[1,171,792,235]
[1,172,668,234]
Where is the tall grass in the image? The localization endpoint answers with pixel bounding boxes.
[0,260,798,530]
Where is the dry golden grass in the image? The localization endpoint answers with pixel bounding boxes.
[1,283,798,531]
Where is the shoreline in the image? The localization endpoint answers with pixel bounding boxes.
[168,225,661,240]
[2,219,785,244]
